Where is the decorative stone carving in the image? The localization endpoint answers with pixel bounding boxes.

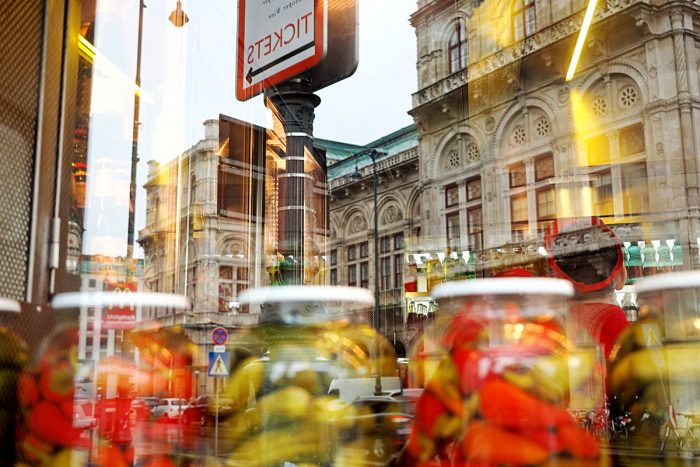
[466,143,481,162]
[558,88,569,106]
[619,86,639,108]
[384,205,402,225]
[592,96,608,117]
[350,216,367,234]
[512,126,527,145]
[535,117,551,137]
[447,150,461,169]
[485,115,496,132]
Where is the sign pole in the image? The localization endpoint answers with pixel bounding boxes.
[266,79,321,285]
[214,377,219,457]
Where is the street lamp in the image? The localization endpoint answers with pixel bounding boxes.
[351,149,385,395]
[127,0,189,265]
[169,0,190,28]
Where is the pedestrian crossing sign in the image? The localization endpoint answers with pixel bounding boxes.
[208,351,230,377]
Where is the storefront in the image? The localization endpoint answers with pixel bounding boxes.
[4,0,700,464]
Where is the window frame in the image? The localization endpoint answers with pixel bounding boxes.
[512,0,536,42]
[509,162,527,188]
[534,154,554,182]
[448,19,468,73]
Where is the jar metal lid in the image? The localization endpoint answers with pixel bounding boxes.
[432,278,574,299]
[51,292,190,310]
[634,271,700,294]
[0,298,20,313]
[239,285,374,306]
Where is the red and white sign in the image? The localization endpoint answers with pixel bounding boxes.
[103,282,137,330]
[212,326,229,346]
[236,0,327,101]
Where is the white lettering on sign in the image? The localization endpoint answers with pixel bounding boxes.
[246,12,313,65]
[236,0,327,100]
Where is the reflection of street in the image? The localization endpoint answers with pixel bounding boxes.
[87,419,237,463]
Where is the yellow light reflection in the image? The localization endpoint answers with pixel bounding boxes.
[566,0,598,81]
[78,34,144,97]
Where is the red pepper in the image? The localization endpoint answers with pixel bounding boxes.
[559,424,599,458]
[463,421,550,465]
[451,347,490,394]
[27,401,81,446]
[479,379,574,430]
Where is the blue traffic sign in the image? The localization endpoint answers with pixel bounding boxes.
[208,351,230,377]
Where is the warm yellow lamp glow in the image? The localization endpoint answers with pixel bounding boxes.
[566,0,599,81]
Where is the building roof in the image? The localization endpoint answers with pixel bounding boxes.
[322,124,418,179]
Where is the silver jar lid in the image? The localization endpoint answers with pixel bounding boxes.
[634,271,700,294]
[432,277,574,299]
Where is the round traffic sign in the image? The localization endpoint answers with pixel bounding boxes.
[212,326,228,346]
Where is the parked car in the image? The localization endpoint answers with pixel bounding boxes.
[151,398,187,423]
[130,398,152,422]
[139,396,160,411]
[336,395,417,465]
[181,395,235,426]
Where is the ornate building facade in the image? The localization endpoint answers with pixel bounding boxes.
[409,0,700,276]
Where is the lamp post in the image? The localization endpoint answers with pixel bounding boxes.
[351,149,385,395]
[126,0,188,265]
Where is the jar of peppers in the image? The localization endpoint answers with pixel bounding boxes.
[401,277,604,465]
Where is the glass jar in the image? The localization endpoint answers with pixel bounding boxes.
[403,277,604,465]
[228,285,397,465]
[608,271,700,458]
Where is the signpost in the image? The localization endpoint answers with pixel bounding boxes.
[210,325,230,457]
[235,0,358,285]
[236,0,327,100]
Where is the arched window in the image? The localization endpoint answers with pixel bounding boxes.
[448,20,468,73]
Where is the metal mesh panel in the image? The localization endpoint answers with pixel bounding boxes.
[0,0,44,301]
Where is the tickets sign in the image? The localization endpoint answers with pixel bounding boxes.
[103,281,137,330]
[236,0,327,100]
